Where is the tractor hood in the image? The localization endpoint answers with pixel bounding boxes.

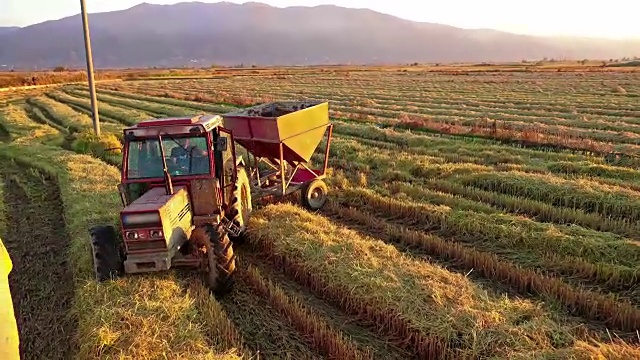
[120,185,191,228]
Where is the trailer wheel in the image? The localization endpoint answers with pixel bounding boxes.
[227,166,252,242]
[203,225,236,295]
[301,179,328,211]
[89,225,123,282]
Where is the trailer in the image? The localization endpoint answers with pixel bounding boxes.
[87,100,335,292]
[222,100,333,210]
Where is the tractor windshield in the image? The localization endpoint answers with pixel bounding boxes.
[126,135,210,179]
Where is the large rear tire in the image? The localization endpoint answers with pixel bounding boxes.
[89,225,123,282]
[227,166,252,242]
[203,225,236,295]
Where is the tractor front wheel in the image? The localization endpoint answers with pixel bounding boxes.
[203,225,236,295]
[89,225,123,282]
[227,166,252,243]
[301,179,328,211]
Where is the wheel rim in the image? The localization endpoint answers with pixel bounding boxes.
[307,184,326,209]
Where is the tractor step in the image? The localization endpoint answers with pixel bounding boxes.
[220,217,242,238]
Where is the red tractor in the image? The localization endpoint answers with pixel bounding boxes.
[88,101,333,294]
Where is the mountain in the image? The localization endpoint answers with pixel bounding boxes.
[0,1,638,69]
[0,27,19,35]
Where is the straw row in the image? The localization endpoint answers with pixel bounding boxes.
[336,188,639,269]
[105,82,639,155]
[323,201,640,333]
[188,282,251,357]
[346,185,639,293]
[415,179,640,239]
[240,264,372,360]
[246,230,456,359]
[457,172,640,222]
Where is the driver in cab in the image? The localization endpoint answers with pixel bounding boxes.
[169,138,208,174]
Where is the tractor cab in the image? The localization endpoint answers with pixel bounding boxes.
[118,115,238,207]
[102,114,249,286]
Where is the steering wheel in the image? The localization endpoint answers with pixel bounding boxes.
[167,157,187,174]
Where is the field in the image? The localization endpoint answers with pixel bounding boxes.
[1,66,640,359]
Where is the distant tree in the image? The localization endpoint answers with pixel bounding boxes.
[53,66,67,72]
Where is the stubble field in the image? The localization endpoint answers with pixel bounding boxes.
[0,67,639,359]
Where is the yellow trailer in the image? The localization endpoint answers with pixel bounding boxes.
[0,238,19,360]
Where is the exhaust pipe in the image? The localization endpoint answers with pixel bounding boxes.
[158,134,174,196]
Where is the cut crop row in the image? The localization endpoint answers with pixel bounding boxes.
[455,171,640,222]
[114,81,640,136]
[332,121,640,188]
[47,90,148,126]
[239,262,372,359]
[122,79,640,142]
[334,188,639,286]
[394,179,640,239]
[108,82,640,156]
[322,137,640,243]
[119,75,640,116]
[47,87,635,193]
[245,202,626,359]
[321,199,640,334]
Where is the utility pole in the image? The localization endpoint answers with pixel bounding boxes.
[80,0,100,137]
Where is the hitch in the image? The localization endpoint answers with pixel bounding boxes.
[220,217,242,238]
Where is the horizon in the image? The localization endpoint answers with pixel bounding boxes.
[1,0,639,40]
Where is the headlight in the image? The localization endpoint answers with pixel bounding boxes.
[122,212,160,226]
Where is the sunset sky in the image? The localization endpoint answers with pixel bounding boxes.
[1,0,638,39]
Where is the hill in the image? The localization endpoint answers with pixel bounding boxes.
[0,1,638,69]
[0,27,18,35]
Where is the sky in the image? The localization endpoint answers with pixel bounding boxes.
[1,0,639,39]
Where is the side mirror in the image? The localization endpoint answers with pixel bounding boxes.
[215,137,228,151]
[124,131,137,142]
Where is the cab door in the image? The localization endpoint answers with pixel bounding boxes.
[212,127,237,203]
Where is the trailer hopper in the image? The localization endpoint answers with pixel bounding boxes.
[222,101,333,209]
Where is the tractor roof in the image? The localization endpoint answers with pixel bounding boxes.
[124,114,223,135]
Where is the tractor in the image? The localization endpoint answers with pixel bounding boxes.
[88,101,333,294]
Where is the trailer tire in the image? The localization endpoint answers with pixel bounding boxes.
[89,225,123,282]
[204,225,236,295]
[301,179,328,211]
[227,166,252,243]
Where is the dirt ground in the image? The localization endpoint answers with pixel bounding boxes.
[1,166,76,360]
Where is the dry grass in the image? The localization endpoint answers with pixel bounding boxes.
[0,109,247,359]
[246,202,606,359]
[324,200,640,333]
[0,104,60,145]
[241,264,371,359]
[3,66,640,358]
